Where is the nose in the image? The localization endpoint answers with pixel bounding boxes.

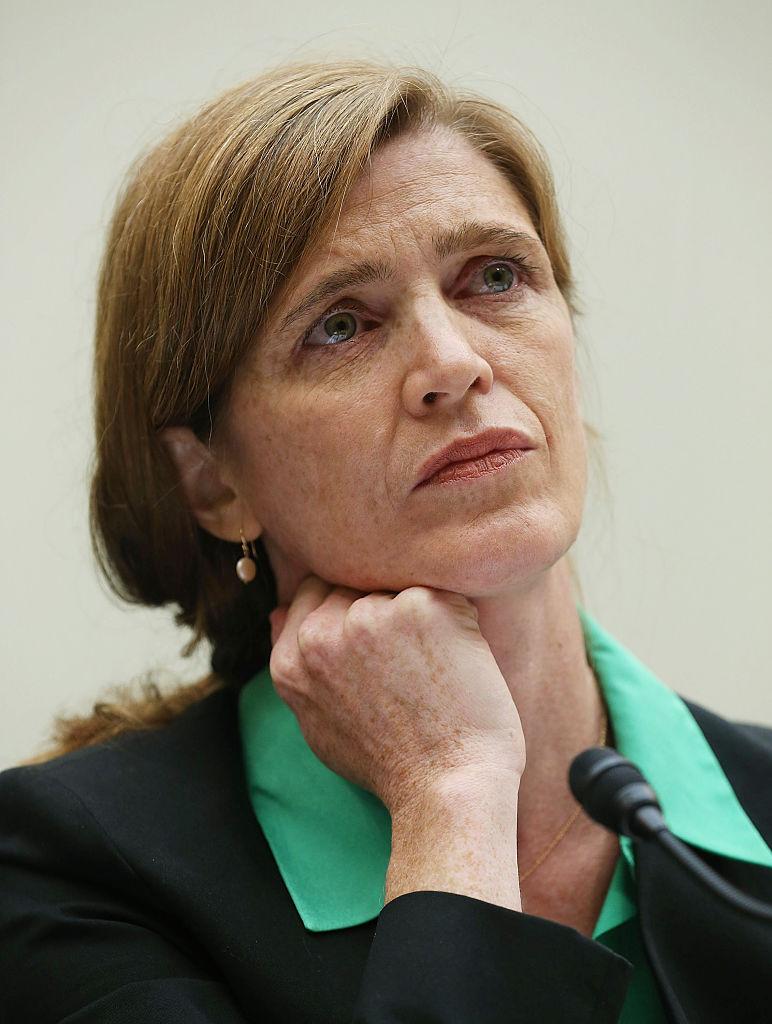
[401,299,494,415]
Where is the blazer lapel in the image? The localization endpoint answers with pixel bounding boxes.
[635,836,772,1023]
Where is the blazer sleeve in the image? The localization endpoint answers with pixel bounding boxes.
[0,764,250,1024]
[351,890,634,1023]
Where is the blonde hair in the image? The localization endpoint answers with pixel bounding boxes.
[20,57,600,767]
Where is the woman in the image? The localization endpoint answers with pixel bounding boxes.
[1,59,770,1024]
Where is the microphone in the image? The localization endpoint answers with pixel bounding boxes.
[569,747,772,922]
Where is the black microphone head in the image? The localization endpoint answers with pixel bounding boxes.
[569,747,665,838]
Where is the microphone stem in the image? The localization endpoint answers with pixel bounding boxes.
[654,829,772,922]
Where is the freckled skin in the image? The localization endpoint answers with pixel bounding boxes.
[164,125,617,930]
[223,126,587,603]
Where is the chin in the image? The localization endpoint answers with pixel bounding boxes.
[407,504,581,598]
[304,502,580,597]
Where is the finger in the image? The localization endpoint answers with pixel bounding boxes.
[274,575,331,654]
[312,586,396,624]
[269,606,289,646]
[270,581,321,659]
[289,584,364,639]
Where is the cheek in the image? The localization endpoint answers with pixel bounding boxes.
[532,306,578,398]
[499,312,583,463]
[244,392,386,526]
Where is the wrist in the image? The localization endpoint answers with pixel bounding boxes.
[389,762,522,821]
[385,766,522,911]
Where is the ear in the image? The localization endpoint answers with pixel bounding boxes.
[159,426,261,543]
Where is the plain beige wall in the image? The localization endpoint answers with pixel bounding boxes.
[2,0,770,769]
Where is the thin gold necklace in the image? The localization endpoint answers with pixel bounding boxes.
[519,665,608,884]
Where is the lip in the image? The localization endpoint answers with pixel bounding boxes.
[414,427,536,489]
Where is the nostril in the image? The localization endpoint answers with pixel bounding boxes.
[424,392,438,404]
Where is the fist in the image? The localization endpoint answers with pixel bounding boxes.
[267,575,525,814]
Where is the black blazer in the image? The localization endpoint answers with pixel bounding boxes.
[1,685,770,1024]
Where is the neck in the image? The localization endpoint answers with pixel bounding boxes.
[470,557,607,878]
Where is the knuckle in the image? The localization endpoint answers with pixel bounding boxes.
[269,648,298,687]
[296,616,318,648]
[296,615,325,655]
[268,661,304,708]
[345,597,378,631]
[296,615,333,672]
[395,586,436,618]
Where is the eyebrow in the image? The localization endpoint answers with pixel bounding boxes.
[277,220,544,334]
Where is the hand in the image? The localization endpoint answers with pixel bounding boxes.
[268,575,525,814]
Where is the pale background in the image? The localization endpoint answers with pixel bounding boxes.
[2,0,770,770]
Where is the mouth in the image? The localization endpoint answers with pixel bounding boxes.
[414,427,536,490]
[417,447,533,487]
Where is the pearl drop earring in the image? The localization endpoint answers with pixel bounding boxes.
[236,528,258,583]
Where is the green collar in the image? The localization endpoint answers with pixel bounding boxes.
[238,606,772,933]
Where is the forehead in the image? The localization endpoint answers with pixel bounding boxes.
[313,127,537,260]
[250,127,547,361]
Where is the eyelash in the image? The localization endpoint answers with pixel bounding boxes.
[298,252,540,350]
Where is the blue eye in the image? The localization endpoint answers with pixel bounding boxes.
[301,305,369,349]
[299,253,535,351]
[481,262,515,292]
[314,311,357,346]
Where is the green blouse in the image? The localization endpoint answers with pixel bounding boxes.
[238,606,772,1022]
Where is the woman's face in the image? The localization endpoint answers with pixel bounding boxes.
[221,126,588,600]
